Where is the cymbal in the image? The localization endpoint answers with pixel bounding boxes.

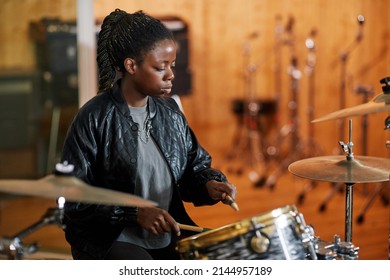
[312,93,390,123]
[0,175,157,207]
[288,155,390,183]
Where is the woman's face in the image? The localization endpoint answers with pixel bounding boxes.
[132,39,177,97]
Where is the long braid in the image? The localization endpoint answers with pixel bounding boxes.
[96,9,127,92]
[96,9,174,93]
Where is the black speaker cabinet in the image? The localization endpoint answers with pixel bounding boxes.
[0,71,41,149]
[30,18,78,73]
[30,18,78,107]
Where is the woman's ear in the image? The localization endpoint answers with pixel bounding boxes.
[124,58,136,74]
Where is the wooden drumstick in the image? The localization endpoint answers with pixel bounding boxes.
[225,194,239,211]
[178,223,204,232]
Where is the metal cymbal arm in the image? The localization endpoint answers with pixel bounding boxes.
[0,197,66,260]
[338,119,354,160]
[12,197,65,241]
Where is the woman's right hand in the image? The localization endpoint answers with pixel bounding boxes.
[136,207,181,236]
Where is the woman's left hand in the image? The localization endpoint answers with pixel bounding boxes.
[205,180,237,202]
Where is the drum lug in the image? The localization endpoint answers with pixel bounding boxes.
[302,225,318,260]
[250,234,270,253]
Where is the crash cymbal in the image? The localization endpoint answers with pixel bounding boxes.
[312,92,390,123]
[0,175,157,207]
[288,155,390,183]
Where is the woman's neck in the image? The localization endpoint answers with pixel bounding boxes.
[120,77,148,107]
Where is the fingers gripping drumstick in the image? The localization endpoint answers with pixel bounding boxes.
[225,194,239,211]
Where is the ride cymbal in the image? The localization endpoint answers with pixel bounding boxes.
[312,93,390,123]
[0,175,157,207]
[288,155,390,184]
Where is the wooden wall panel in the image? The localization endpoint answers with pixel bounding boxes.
[0,0,76,69]
[0,0,389,158]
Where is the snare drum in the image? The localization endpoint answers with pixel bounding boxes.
[176,205,317,260]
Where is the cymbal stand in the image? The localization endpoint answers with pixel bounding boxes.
[317,16,365,211]
[256,16,306,190]
[335,15,364,154]
[226,35,266,178]
[0,197,65,259]
[338,120,358,242]
[272,14,283,109]
[297,28,325,203]
[252,16,290,185]
[313,87,374,210]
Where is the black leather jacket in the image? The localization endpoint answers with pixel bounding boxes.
[60,80,227,259]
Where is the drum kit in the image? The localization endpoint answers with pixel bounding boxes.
[176,76,390,260]
[1,77,390,260]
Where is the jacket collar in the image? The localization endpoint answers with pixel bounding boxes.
[110,79,157,119]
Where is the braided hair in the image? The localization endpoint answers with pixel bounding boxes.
[96,9,174,92]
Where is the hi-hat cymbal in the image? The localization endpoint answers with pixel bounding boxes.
[288,155,390,183]
[312,93,390,123]
[0,175,157,207]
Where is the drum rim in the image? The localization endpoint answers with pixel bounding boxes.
[176,204,299,253]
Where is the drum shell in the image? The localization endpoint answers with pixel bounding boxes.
[176,205,314,260]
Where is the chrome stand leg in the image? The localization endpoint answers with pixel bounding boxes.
[345,183,354,242]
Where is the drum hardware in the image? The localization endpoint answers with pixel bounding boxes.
[296,28,327,204]
[250,236,269,254]
[248,15,292,186]
[248,217,271,254]
[289,120,390,243]
[314,234,359,260]
[319,16,365,210]
[301,222,318,260]
[334,15,365,155]
[251,16,292,187]
[0,197,65,260]
[250,232,270,254]
[312,86,375,212]
[312,77,390,216]
[225,33,275,179]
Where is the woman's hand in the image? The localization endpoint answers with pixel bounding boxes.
[136,207,181,236]
[205,180,237,203]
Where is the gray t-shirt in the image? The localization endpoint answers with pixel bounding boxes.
[117,104,173,249]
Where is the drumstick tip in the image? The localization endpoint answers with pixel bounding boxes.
[225,194,239,211]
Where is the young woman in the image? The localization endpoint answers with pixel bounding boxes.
[60,9,237,260]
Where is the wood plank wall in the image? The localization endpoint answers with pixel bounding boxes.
[1,0,390,160]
